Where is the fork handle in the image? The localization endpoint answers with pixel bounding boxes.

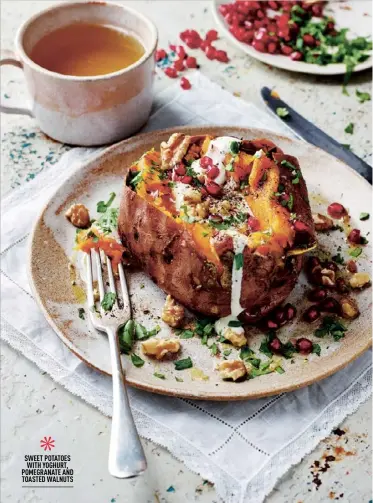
[107,327,147,478]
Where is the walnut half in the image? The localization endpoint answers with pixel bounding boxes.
[340,296,360,320]
[216,360,247,381]
[223,328,247,348]
[312,213,334,232]
[349,272,371,289]
[161,295,185,328]
[65,203,90,229]
[142,338,180,360]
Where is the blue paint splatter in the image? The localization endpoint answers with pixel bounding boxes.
[166,485,175,493]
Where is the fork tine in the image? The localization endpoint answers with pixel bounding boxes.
[93,249,105,301]
[106,257,116,294]
[86,251,95,308]
[118,263,130,308]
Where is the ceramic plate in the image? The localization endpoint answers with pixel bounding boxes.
[28,126,372,400]
[212,0,372,75]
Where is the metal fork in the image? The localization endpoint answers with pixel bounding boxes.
[86,248,147,478]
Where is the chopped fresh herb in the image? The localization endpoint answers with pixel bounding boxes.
[278,183,285,193]
[78,308,85,320]
[202,232,209,237]
[228,320,243,327]
[131,353,145,367]
[210,343,219,355]
[275,366,285,374]
[348,247,362,258]
[101,292,116,311]
[178,330,194,339]
[154,372,166,379]
[217,335,226,343]
[360,236,369,245]
[186,165,198,178]
[276,107,289,118]
[344,122,354,134]
[223,349,232,357]
[356,89,371,103]
[239,346,254,360]
[292,176,300,185]
[282,341,296,359]
[158,171,169,180]
[134,322,160,340]
[332,253,345,265]
[96,207,119,233]
[129,171,143,189]
[174,357,193,370]
[234,252,244,270]
[168,181,175,188]
[287,193,294,211]
[230,141,240,155]
[118,320,134,353]
[97,192,116,213]
[314,316,347,342]
[175,376,184,382]
[359,212,370,221]
[259,340,272,358]
[312,343,321,356]
[341,144,351,150]
[281,160,297,171]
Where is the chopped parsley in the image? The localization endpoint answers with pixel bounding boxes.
[234,252,244,270]
[96,207,119,233]
[101,292,116,311]
[282,341,296,359]
[344,122,354,134]
[276,107,289,118]
[131,353,145,367]
[360,212,370,221]
[178,329,194,339]
[332,253,345,265]
[312,343,321,356]
[228,320,243,327]
[287,193,294,211]
[275,366,285,374]
[209,343,219,356]
[175,376,184,382]
[128,171,143,189]
[348,247,362,258]
[78,308,85,320]
[97,192,116,213]
[230,141,240,155]
[119,320,135,354]
[174,357,193,370]
[223,349,232,357]
[195,317,216,344]
[239,346,254,360]
[314,316,347,341]
[134,322,160,340]
[356,89,371,103]
[154,372,166,379]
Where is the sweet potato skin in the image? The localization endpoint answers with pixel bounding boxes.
[118,183,304,320]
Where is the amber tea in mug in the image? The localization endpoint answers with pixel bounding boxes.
[29,22,145,76]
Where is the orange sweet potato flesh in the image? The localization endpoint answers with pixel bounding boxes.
[118,136,314,320]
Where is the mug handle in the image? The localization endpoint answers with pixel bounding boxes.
[0,50,34,117]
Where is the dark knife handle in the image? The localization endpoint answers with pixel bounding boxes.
[261,87,372,185]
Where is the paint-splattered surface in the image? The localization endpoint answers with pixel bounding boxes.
[1,1,371,502]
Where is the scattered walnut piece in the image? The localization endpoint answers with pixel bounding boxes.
[65,203,90,229]
[223,328,247,348]
[184,188,202,204]
[312,213,334,232]
[346,260,358,274]
[349,272,371,289]
[320,268,336,287]
[142,338,180,360]
[340,296,360,320]
[217,360,247,381]
[161,295,185,328]
[160,133,191,170]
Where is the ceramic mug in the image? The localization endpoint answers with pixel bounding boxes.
[0,1,158,146]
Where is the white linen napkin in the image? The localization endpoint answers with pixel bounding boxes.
[1,72,371,503]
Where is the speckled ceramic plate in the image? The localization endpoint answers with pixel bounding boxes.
[212,0,372,75]
[28,126,372,400]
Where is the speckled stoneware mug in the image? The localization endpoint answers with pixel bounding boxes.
[0,1,158,146]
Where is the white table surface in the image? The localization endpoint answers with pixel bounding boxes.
[1,2,372,502]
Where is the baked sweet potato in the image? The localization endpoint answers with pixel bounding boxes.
[118,134,315,322]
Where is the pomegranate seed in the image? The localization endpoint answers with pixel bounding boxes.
[174,163,186,176]
[281,44,293,55]
[219,4,230,16]
[290,51,303,61]
[269,337,282,353]
[185,56,198,68]
[307,256,321,271]
[257,9,265,19]
[327,202,347,219]
[205,45,217,60]
[346,260,358,273]
[247,216,260,232]
[336,278,349,294]
[273,308,287,325]
[173,58,185,71]
[296,338,313,355]
[348,229,361,245]
[175,45,186,59]
[308,287,327,302]
[268,1,279,10]
[284,303,296,321]
[320,297,340,313]
[155,49,167,61]
[216,50,230,63]
[180,29,201,42]
[311,4,323,16]
[268,42,278,54]
[180,77,191,90]
[303,34,316,47]
[181,175,193,184]
[200,156,213,169]
[252,40,267,52]
[206,165,220,180]
[164,67,178,78]
[206,29,218,42]
[277,14,290,27]
[266,319,279,330]
[303,305,321,323]
[200,40,211,51]
[205,181,222,197]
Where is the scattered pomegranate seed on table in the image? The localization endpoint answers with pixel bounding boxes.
[180,76,191,90]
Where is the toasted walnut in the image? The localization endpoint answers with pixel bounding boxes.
[195,201,210,219]
[340,296,360,320]
[349,272,371,289]
[184,142,202,162]
[223,328,247,347]
[184,188,202,204]
[65,204,90,229]
[217,360,247,381]
[142,338,180,360]
[220,200,232,215]
[320,268,336,287]
[160,133,191,170]
[161,295,185,328]
[313,213,334,232]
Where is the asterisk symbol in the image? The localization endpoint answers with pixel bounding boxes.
[40,436,55,451]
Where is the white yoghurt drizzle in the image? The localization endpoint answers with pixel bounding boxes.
[215,232,248,337]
